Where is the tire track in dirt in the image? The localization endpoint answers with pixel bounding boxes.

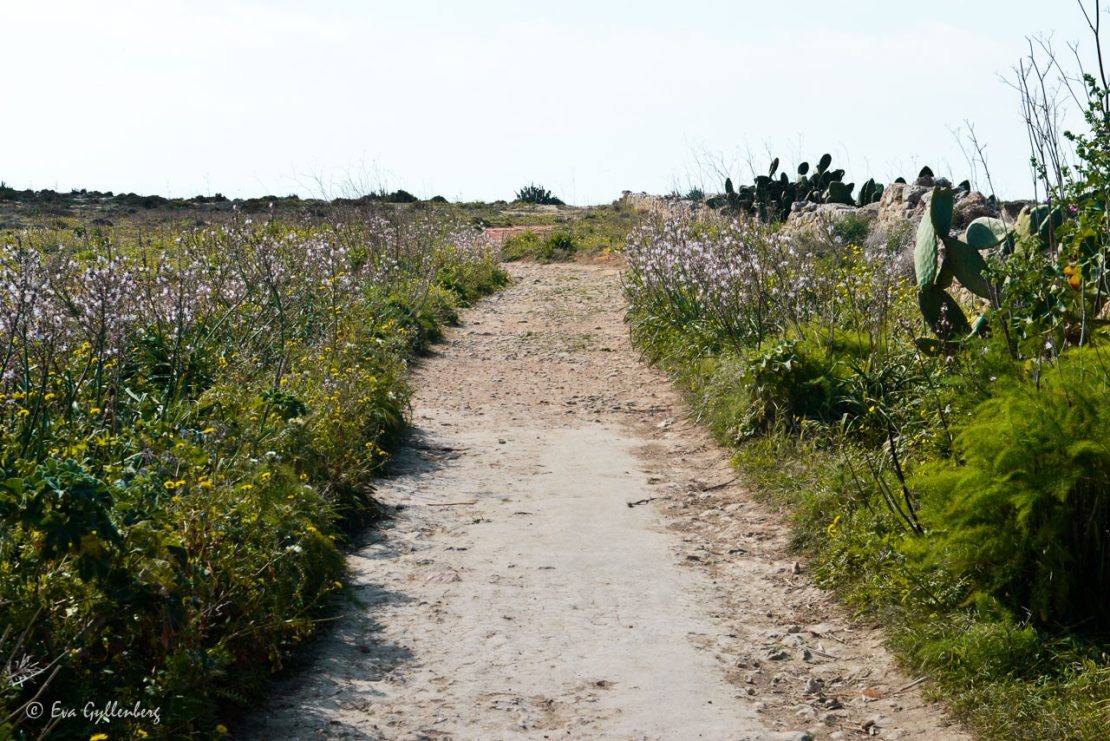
[239,262,968,740]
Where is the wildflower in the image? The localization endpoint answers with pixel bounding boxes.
[240,484,254,492]
[1064,264,1082,290]
[17,408,29,417]
[216,725,229,735]
[90,734,109,741]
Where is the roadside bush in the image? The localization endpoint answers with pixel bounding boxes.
[500,228,576,262]
[622,202,1110,735]
[741,336,859,434]
[0,209,506,739]
[910,351,1110,631]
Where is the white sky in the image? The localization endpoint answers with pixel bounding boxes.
[0,1,1097,204]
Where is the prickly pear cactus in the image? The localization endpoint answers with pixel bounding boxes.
[712,153,866,222]
[857,178,884,206]
[1013,204,1064,255]
[914,186,1011,341]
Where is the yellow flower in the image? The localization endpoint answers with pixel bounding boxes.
[240,484,254,492]
[90,407,102,415]
[136,731,149,739]
[216,725,229,735]
[260,472,271,483]
[202,427,216,434]
[44,393,56,401]
[164,481,178,490]
[332,580,343,589]
[90,734,109,741]
[17,408,30,418]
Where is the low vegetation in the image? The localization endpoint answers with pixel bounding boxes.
[498,203,640,262]
[0,207,506,738]
[623,203,1110,738]
[622,29,1110,732]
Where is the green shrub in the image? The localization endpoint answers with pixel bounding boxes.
[911,351,1110,631]
[830,212,872,245]
[500,229,544,261]
[742,337,858,434]
[0,211,507,738]
[500,228,576,262]
[514,184,564,206]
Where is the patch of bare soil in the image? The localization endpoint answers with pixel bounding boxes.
[238,263,969,740]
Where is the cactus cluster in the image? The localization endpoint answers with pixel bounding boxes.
[708,153,884,222]
[1013,203,1064,254]
[858,178,884,206]
[914,186,1011,340]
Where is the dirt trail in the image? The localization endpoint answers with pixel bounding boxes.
[240,263,968,741]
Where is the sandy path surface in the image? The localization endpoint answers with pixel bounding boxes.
[239,263,968,741]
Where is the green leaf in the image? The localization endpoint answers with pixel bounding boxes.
[915,214,939,287]
[936,260,955,289]
[965,217,1011,250]
[943,237,992,299]
[929,186,954,236]
[919,285,971,338]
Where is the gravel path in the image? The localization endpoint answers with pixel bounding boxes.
[239,262,969,741]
